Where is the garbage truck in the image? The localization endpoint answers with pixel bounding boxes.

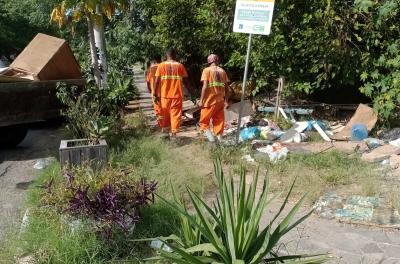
[0,33,84,147]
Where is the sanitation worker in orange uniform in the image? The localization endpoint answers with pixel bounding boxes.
[146,55,162,127]
[153,48,192,138]
[198,54,230,142]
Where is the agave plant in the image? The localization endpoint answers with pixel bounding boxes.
[145,157,328,263]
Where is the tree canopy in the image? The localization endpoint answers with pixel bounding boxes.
[1,0,399,120]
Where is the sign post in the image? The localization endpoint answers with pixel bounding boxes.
[233,0,275,143]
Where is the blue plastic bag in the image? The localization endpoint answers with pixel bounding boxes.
[240,127,261,141]
[351,124,368,141]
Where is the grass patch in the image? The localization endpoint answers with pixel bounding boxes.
[260,151,382,203]
[110,135,213,197]
[216,144,382,203]
[305,131,325,142]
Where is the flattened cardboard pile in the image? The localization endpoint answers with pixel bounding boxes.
[0,33,81,83]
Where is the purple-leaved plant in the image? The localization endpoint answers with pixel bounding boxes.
[64,170,157,238]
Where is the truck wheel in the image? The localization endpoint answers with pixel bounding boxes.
[0,126,29,148]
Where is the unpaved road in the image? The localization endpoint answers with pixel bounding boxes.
[0,125,64,242]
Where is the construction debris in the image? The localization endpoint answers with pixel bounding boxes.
[314,192,400,227]
[351,124,369,141]
[225,100,254,124]
[183,107,200,119]
[286,142,368,154]
[240,127,260,141]
[364,138,384,150]
[331,104,377,141]
[257,106,314,115]
[379,128,400,142]
[361,145,400,163]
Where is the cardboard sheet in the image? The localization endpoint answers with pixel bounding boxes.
[331,104,377,141]
[9,33,82,80]
[225,100,254,123]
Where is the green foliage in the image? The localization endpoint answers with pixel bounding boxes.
[106,16,144,71]
[0,0,57,57]
[250,1,362,97]
[128,0,399,120]
[56,83,116,141]
[3,0,400,120]
[1,125,211,263]
[261,150,381,203]
[56,79,135,141]
[12,210,113,264]
[356,0,400,121]
[146,158,328,263]
[128,0,363,93]
[110,133,212,197]
[107,68,137,105]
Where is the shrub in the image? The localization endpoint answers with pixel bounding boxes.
[56,79,135,142]
[356,0,400,121]
[41,166,157,238]
[143,158,328,263]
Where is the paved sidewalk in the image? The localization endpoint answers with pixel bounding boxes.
[258,196,400,263]
[126,68,199,138]
[125,69,157,123]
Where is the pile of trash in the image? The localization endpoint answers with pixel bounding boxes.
[223,101,400,168]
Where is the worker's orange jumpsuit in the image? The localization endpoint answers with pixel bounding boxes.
[155,61,188,134]
[199,66,229,136]
[146,64,162,127]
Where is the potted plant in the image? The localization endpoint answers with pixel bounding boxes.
[57,82,121,168]
[59,117,111,169]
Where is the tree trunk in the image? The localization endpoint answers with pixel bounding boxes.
[86,13,102,87]
[94,5,108,88]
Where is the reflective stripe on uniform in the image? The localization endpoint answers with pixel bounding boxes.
[161,75,183,80]
[208,82,225,88]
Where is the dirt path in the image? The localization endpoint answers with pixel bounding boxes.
[0,125,64,242]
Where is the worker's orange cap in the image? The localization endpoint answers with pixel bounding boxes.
[207,54,219,64]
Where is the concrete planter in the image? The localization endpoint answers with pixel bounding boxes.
[59,139,108,168]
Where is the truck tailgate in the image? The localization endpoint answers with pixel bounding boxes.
[0,79,85,127]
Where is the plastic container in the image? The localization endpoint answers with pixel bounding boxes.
[351,124,368,141]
